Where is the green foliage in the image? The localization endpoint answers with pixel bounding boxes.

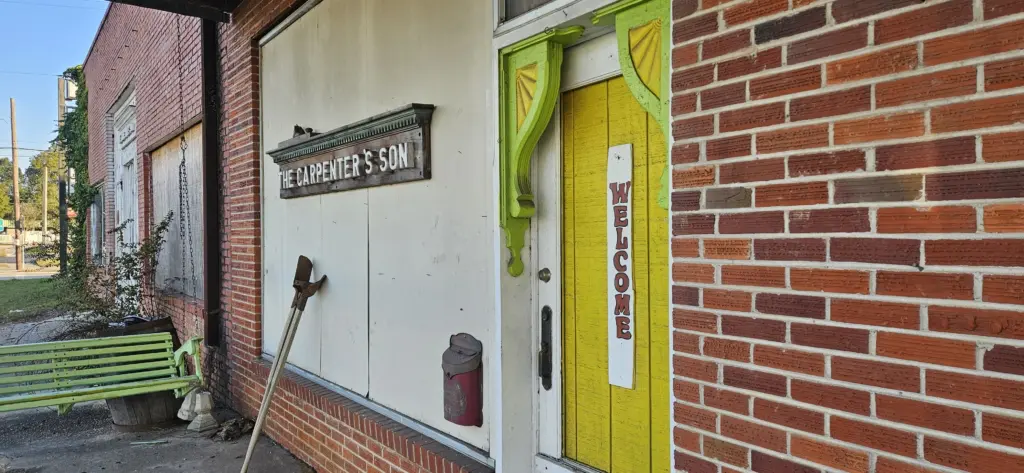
[53,213,173,321]
[0,158,12,222]
[47,66,172,322]
[0,144,59,230]
[26,245,58,268]
[54,65,95,279]
[111,213,173,318]
[19,148,61,231]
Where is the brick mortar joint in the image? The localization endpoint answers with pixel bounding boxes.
[672,5,1024,56]
[248,358,491,472]
[670,82,1024,136]
[671,34,1024,103]
[673,422,955,473]
[672,299,1024,344]
[672,399,1014,473]
[674,336,1021,385]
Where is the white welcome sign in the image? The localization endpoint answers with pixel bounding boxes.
[607,144,635,389]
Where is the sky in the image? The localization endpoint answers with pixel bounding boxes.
[0,0,108,170]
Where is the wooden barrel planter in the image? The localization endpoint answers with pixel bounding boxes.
[99,318,186,429]
[106,391,182,430]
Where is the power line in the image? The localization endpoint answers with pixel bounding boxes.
[0,147,50,152]
[0,0,106,10]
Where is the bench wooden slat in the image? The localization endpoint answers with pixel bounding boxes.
[0,360,176,386]
[0,334,203,416]
[0,376,198,413]
[0,351,173,376]
[0,367,178,396]
[0,333,172,356]
[0,341,173,365]
[0,376,194,405]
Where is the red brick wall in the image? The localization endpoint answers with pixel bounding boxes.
[670,1,1024,472]
[84,3,487,471]
[84,3,202,285]
[85,5,202,184]
[83,3,224,404]
[216,2,491,472]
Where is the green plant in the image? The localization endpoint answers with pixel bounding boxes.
[54,65,95,279]
[111,214,172,318]
[53,213,173,321]
[51,66,102,317]
[49,66,173,322]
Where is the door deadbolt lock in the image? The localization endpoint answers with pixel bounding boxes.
[539,305,553,391]
[538,268,551,283]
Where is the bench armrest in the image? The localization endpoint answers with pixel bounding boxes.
[174,337,205,384]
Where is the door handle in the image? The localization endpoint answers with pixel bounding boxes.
[539,305,553,391]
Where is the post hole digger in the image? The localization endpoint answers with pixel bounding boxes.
[240,255,326,473]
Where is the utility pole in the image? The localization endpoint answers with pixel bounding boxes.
[57,76,68,268]
[59,179,67,273]
[57,77,66,128]
[42,166,49,244]
[9,98,23,271]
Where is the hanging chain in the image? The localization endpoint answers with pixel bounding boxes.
[175,15,200,300]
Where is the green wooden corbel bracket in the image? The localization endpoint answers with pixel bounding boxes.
[594,0,671,210]
[499,26,584,276]
[173,337,204,397]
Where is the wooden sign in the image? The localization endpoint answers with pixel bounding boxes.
[268,104,435,199]
[607,144,634,390]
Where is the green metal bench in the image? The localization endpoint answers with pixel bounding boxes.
[0,332,203,415]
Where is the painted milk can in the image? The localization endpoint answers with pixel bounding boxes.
[442,333,483,427]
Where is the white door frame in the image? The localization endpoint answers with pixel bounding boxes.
[112,92,138,254]
[533,32,622,473]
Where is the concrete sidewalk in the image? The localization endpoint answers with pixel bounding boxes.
[0,402,314,473]
[0,244,58,280]
[0,270,57,281]
[0,282,313,473]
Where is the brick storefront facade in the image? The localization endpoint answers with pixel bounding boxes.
[87,2,494,472]
[85,7,202,253]
[81,0,1024,471]
[90,2,497,472]
[669,0,1024,472]
[83,5,226,400]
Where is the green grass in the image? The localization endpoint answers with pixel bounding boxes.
[0,278,61,323]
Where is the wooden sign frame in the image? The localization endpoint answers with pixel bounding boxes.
[268,103,435,199]
[607,143,635,389]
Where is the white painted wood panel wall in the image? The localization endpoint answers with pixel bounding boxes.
[260,0,494,450]
[151,124,205,297]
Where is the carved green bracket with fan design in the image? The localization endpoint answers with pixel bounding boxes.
[498,0,669,276]
[499,27,584,276]
[595,0,671,210]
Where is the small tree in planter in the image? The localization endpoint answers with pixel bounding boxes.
[108,213,173,320]
[55,213,173,324]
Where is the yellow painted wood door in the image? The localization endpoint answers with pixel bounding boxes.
[562,76,670,473]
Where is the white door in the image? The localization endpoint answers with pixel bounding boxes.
[113,94,138,254]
